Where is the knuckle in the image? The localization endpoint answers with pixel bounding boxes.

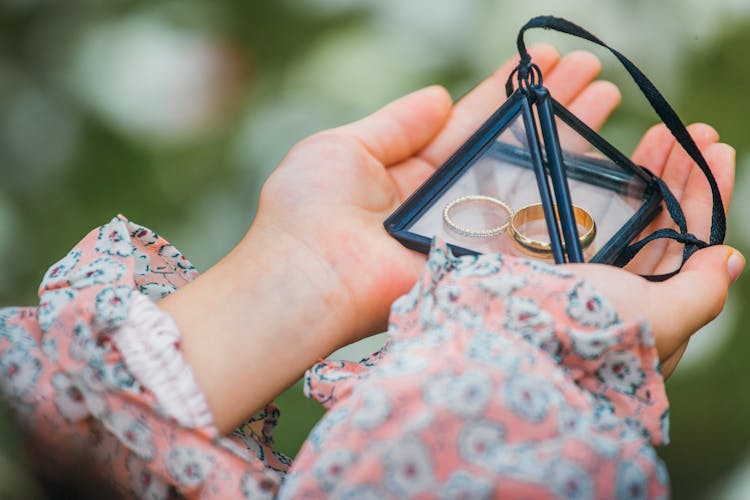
[645,123,669,138]
[590,80,621,103]
[567,50,602,71]
[293,131,357,157]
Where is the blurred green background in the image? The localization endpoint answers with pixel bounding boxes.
[2,0,750,498]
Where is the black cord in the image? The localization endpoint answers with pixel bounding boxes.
[507,15,725,279]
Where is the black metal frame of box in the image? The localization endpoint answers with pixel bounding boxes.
[383,88,663,265]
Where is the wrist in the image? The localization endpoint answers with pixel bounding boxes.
[234,217,356,353]
[159,219,353,433]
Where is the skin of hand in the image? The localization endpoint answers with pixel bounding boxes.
[159,44,741,432]
[569,121,742,378]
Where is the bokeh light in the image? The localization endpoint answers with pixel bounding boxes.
[2,1,750,497]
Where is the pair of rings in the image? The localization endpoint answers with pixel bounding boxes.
[442,195,597,255]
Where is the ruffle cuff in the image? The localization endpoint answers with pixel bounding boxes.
[113,291,212,428]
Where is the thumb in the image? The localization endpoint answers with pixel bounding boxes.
[650,245,744,357]
[335,85,452,166]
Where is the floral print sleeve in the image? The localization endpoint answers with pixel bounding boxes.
[282,241,670,499]
[0,216,289,499]
[1,220,670,499]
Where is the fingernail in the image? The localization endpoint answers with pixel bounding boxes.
[727,250,745,283]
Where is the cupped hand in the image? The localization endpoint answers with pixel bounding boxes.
[254,43,741,373]
[170,45,740,430]
[567,121,741,378]
[255,46,622,348]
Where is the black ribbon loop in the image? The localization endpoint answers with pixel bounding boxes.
[508,15,726,280]
[506,61,543,95]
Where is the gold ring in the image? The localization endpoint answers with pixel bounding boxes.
[509,203,596,255]
[443,195,514,238]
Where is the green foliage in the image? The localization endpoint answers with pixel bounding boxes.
[1,2,750,498]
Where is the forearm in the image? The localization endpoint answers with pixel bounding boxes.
[158,221,352,433]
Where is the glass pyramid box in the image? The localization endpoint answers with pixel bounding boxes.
[384,89,663,265]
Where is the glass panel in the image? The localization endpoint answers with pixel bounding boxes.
[549,106,649,260]
[408,112,552,258]
[402,101,653,263]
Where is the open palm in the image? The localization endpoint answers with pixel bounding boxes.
[255,44,737,364]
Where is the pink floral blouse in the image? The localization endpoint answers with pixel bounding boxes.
[0,216,670,498]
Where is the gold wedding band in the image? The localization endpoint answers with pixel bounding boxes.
[443,195,514,238]
[509,203,596,255]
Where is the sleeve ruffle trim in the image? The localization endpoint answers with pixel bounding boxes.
[0,215,290,498]
[113,291,212,428]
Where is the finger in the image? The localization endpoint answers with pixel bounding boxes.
[419,44,561,166]
[647,142,736,278]
[648,125,721,275]
[388,157,440,201]
[336,85,452,166]
[659,123,719,204]
[648,245,743,358]
[678,142,735,240]
[558,80,621,152]
[540,50,602,105]
[630,124,674,176]
[622,126,676,274]
[628,124,720,275]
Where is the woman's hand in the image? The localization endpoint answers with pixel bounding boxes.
[255,45,622,349]
[567,122,741,379]
[257,43,740,379]
[161,44,739,432]
[163,46,631,431]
